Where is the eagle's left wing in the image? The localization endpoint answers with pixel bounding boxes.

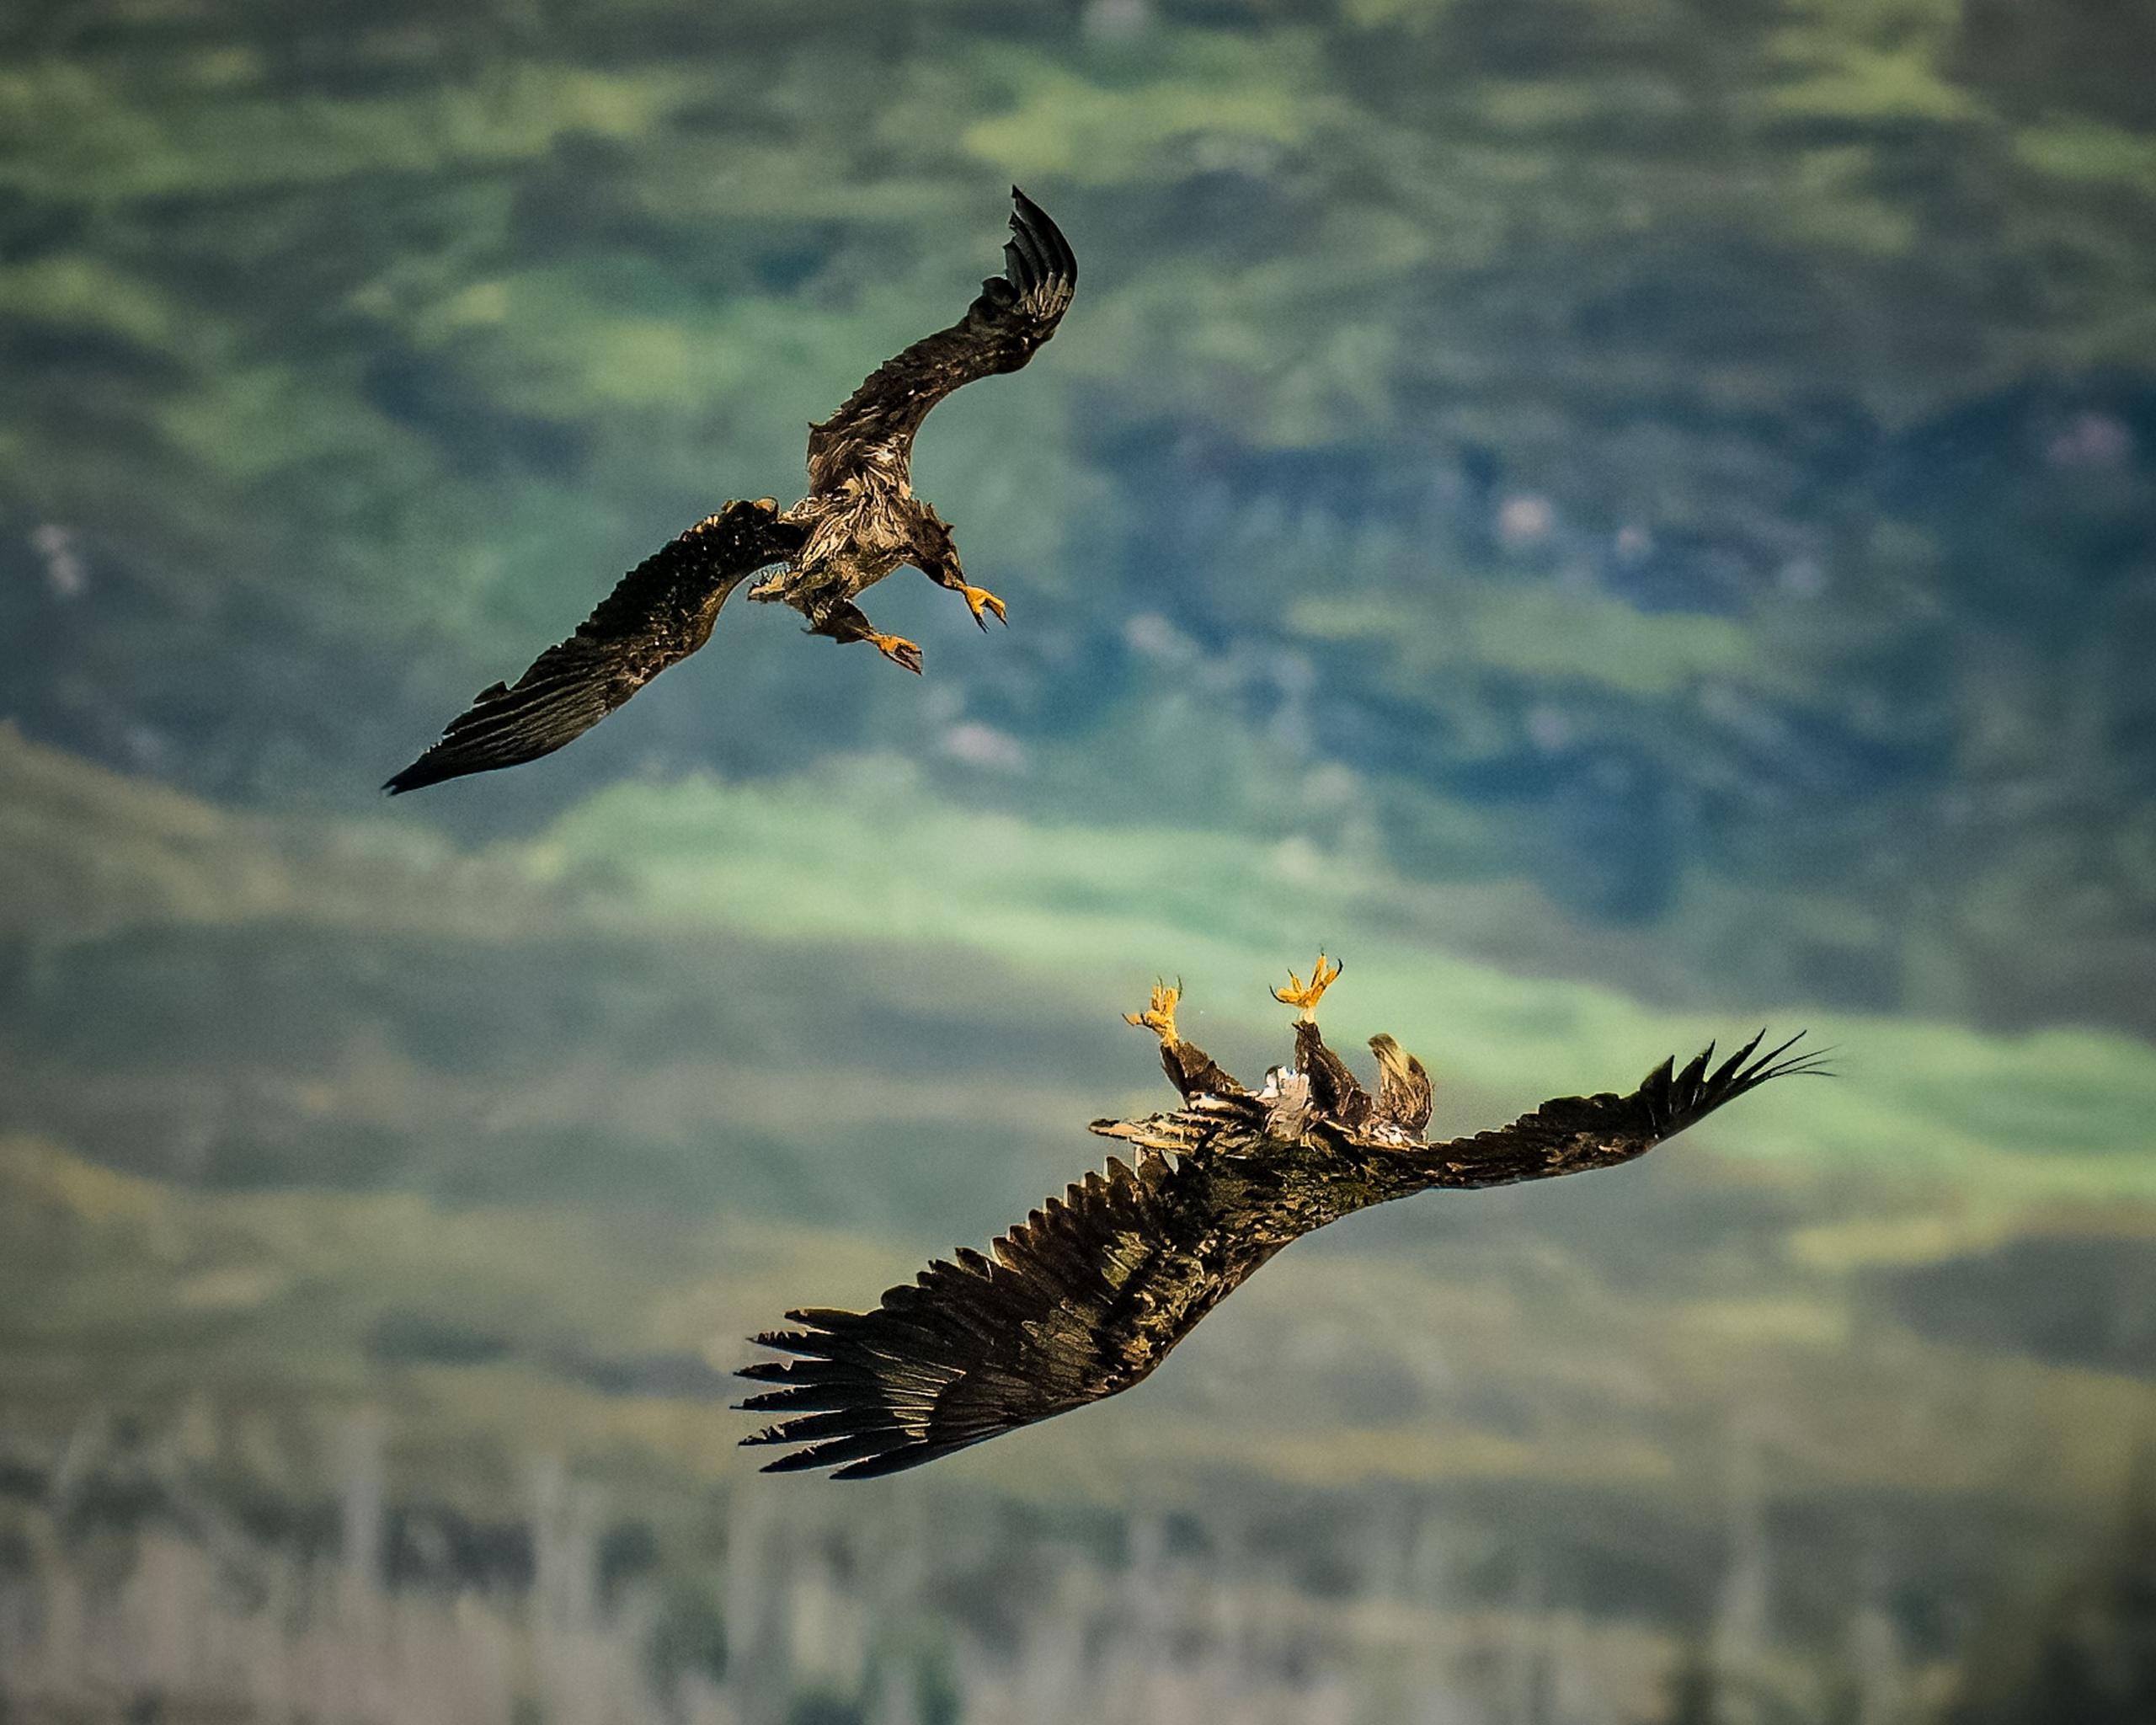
[803,189,1076,494]
[1404,1030,1829,1191]
[738,1119,1268,1480]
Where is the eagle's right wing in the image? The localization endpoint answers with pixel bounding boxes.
[804,189,1076,494]
[738,1120,1270,1480]
[384,500,801,793]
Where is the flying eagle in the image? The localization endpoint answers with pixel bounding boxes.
[738,957,1827,1479]
[384,189,1077,794]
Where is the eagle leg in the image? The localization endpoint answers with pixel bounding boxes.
[807,600,925,675]
[1124,980,1183,1043]
[1125,978,1245,1103]
[1272,953,1342,1022]
[919,563,1007,630]
[1275,953,1371,1128]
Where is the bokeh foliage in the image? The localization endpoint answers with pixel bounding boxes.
[3,0,2153,1036]
[2,7,2154,1710]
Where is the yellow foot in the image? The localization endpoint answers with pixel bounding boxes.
[958,583,1008,630]
[1123,980,1182,1043]
[869,632,924,674]
[1272,953,1342,1021]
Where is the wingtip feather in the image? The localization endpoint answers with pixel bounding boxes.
[382,757,450,796]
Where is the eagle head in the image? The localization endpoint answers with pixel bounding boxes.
[1369,1033,1434,1135]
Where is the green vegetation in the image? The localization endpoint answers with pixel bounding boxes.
[2,0,2151,1032]
[1,2,2152,1715]
[3,724,2153,1528]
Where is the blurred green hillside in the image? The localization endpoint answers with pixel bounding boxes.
[2,3,2153,1718]
[3,708,2154,1718]
[5,721,2152,1529]
[3,0,2153,1035]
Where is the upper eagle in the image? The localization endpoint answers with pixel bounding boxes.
[738,955,1827,1479]
[385,189,1077,794]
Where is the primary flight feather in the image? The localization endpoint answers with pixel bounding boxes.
[386,189,1076,794]
[739,956,1828,1479]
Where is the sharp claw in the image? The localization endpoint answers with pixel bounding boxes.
[1271,953,1342,1019]
[869,632,924,674]
[1125,980,1182,1043]
[958,584,1007,631]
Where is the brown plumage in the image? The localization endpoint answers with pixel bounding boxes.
[737,957,1828,1480]
[385,189,1076,793]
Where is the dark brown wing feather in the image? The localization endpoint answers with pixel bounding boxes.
[737,1034,1826,1481]
[384,501,801,793]
[1369,1035,1433,1135]
[737,1140,1268,1480]
[1406,1030,1830,1189]
[1295,1020,1373,1129]
[1159,1038,1245,1104]
[804,188,1076,494]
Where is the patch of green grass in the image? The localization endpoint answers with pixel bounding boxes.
[958,35,1351,184]
[2015,120,2156,193]
[0,60,702,201]
[542,764,2156,1200]
[1288,584,1763,699]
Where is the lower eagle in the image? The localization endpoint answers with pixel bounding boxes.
[738,956,1828,1479]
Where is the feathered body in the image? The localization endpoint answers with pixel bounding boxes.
[739,961,1826,1479]
[386,190,1076,793]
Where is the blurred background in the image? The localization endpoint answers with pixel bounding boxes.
[3,1,2153,1721]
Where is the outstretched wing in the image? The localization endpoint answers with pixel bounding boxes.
[805,188,1076,493]
[738,1142,1269,1480]
[384,500,801,793]
[735,1035,1825,1481]
[1406,1030,1829,1190]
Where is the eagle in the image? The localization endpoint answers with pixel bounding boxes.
[737,956,1827,1479]
[384,190,1077,794]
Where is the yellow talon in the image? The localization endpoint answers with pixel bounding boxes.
[959,583,1007,629]
[1123,980,1182,1044]
[1272,953,1342,1020]
[869,632,924,674]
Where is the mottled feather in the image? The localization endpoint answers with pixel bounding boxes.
[739,1030,1827,1477]
[387,191,1076,793]
[1158,1038,1246,1104]
[806,189,1077,493]
[383,502,801,794]
[1369,1034,1434,1135]
[1295,1018,1372,1130]
[1391,1029,1828,1192]
[739,1143,1263,1479]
